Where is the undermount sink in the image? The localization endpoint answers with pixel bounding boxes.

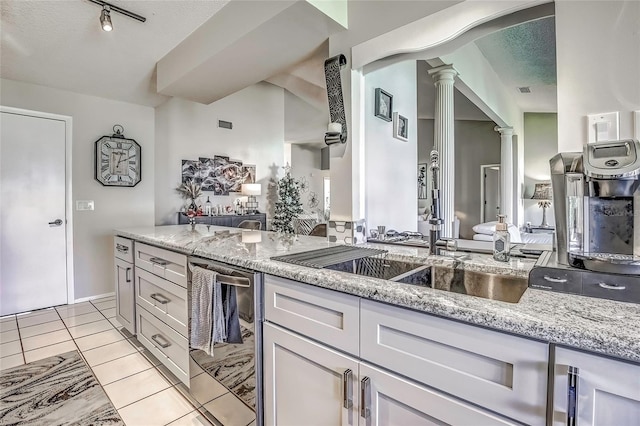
[324,258,527,303]
[430,266,528,303]
[324,257,430,283]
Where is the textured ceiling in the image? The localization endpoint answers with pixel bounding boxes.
[475,16,557,112]
[1,0,228,106]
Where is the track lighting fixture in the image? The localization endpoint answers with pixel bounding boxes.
[100,6,112,32]
[89,0,146,32]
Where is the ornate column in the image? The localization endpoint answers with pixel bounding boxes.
[428,65,458,237]
[495,126,514,224]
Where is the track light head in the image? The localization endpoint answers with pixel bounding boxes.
[100,6,113,32]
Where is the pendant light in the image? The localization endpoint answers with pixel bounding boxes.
[100,6,113,32]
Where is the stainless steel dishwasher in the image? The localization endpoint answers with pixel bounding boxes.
[187,256,263,426]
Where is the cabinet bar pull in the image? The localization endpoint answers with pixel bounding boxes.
[151,334,171,348]
[149,257,168,266]
[342,369,353,409]
[126,267,132,283]
[360,376,371,423]
[150,293,171,304]
[544,275,568,283]
[598,282,626,291]
[567,366,579,426]
[116,244,129,253]
[217,274,251,288]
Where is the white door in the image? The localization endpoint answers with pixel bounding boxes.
[1,110,68,315]
[553,347,640,426]
[482,165,501,223]
[359,362,517,426]
[263,322,359,426]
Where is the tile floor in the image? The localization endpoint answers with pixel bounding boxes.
[0,296,234,426]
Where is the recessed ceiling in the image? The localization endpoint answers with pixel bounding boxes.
[1,0,229,106]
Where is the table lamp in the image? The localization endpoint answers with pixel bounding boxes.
[531,182,552,227]
[242,184,261,214]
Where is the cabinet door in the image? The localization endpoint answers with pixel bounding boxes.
[359,362,517,426]
[264,322,359,426]
[360,299,548,425]
[553,347,640,426]
[210,216,232,227]
[115,257,135,335]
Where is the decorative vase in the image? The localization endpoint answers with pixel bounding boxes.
[188,199,198,213]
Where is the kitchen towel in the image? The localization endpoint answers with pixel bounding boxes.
[190,266,226,356]
[222,285,243,344]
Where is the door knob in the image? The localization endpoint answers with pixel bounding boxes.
[48,219,63,226]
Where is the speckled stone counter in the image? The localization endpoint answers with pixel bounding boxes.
[116,225,640,363]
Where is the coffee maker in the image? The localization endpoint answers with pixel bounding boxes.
[550,138,640,275]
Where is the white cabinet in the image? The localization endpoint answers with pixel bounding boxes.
[114,237,135,335]
[264,275,360,355]
[361,299,548,425]
[263,322,359,426]
[553,347,640,426]
[360,362,517,426]
[263,322,516,426]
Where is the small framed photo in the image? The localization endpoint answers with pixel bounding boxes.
[374,88,393,122]
[393,112,408,141]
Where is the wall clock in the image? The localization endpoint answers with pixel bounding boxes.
[95,125,141,187]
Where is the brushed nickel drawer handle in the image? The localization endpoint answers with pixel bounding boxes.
[342,369,353,409]
[150,293,171,304]
[360,376,371,421]
[544,275,568,283]
[598,282,626,291]
[149,257,168,266]
[116,244,129,253]
[567,366,579,426]
[151,334,171,349]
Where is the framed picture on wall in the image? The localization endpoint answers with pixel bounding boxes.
[374,88,393,121]
[418,163,428,199]
[393,112,408,141]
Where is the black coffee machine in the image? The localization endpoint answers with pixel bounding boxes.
[550,139,640,274]
[528,139,640,304]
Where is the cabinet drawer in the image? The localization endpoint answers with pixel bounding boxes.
[137,306,189,386]
[360,300,548,425]
[135,267,187,337]
[114,236,134,263]
[265,275,360,356]
[582,272,640,303]
[134,242,187,287]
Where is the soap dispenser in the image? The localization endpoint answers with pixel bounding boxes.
[493,214,510,262]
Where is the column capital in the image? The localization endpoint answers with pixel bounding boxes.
[428,64,458,83]
[494,126,514,136]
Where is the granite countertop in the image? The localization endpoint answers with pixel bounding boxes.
[116,225,640,363]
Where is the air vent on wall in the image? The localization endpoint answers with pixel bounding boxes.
[518,86,531,94]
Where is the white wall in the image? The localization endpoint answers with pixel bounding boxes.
[328,0,461,221]
[556,0,640,151]
[290,144,330,217]
[155,83,285,227]
[0,78,155,300]
[523,112,557,227]
[364,60,417,232]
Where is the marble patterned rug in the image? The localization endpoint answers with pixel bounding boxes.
[0,350,123,425]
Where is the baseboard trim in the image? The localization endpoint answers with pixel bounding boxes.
[74,292,116,303]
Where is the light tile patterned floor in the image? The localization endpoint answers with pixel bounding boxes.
[0,297,219,426]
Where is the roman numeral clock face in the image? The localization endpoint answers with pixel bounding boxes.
[95,136,141,187]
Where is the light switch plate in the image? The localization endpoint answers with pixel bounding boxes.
[76,200,94,211]
[587,111,619,143]
[634,111,640,139]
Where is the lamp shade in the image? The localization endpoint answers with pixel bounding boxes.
[242,183,261,196]
[531,182,552,200]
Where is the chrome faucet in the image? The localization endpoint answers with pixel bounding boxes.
[429,150,443,255]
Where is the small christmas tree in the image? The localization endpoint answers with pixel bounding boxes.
[272,166,303,234]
